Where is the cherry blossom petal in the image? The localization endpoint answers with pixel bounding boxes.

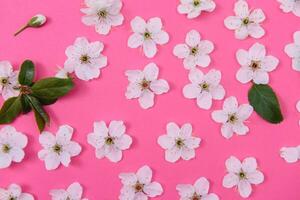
[280,147,299,163]
[143,40,157,58]
[185,137,201,149]
[94,121,108,137]
[236,67,253,83]
[284,44,300,58]
[0,61,13,77]
[203,193,219,200]
[186,30,201,47]
[39,132,56,148]
[0,153,12,168]
[74,65,100,81]
[194,177,209,195]
[137,165,152,184]
[232,122,249,135]
[9,148,25,162]
[165,147,181,162]
[183,84,200,99]
[180,123,193,138]
[196,55,211,68]
[235,26,249,40]
[212,110,228,123]
[143,182,163,197]
[126,83,142,99]
[44,153,61,170]
[211,85,225,100]
[110,14,124,26]
[247,171,264,185]
[248,24,265,39]
[234,0,249,18]
[19,193,34,200]
[8,184,22,197]
[294,31,300,45]
[128,33,144,48]
[138,90,155,109]
[222,173,239,188]
[60,152,71,167]
[184,56,198,69]
[119,173,138,185]
[150,79,169,94]
[95,22,111,35]
[114,134,132,150]
[158,135,175,149]
[67,182,83,199]
[176,184,195,198]
[253,70,269,84]
[64,141,82,156]
[223,96,238,113]
[152,31,169,45]
[56,125,73,144]
[242,157,257,173]
[226,156,242,173]
[221,124,234,139]
[238,180,252,198]
[198,40,214,54]
[292,58,300,71]
[293,2,300,17]
[106,148,122,162]
[237,104,253,121]
[109,121,126,137]
[189,68,204,83]
[147,17,163,33]
[173,44,190,58]
[131,16,146,33]
[224,16,242,30]
[197,92,212,110]
[249,9,266,23]
[236,49,251,66]
[249,43,266,61]
[181,147,196,160]
[261,56,279,72]
[167,122,181,137]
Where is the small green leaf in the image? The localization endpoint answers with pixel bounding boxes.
[25,95,49,131]
[31,77,74,99]
[248,84,283,124]
[37,97,57,105]
[20,95,31,113]
[18,60,35,86]
[0,97,22,123]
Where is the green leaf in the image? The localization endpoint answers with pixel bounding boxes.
[0,97,22,123]
[18,60,35,86]
[25,95,49,131]
[20,95,31,113]
[248,84,283,124]
[37,97,57,105]
[31,77,74,99]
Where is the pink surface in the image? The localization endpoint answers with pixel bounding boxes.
[0,0,300,199]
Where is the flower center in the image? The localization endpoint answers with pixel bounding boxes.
[191,193,202,200]
[133,182,144,193]
[80,54,91,64]
[143,31,151,39]
[199,82,209,91]
[140,79,150,90]
[250,61,261,71]
[8,196,17,200]
[175,138,185,148]
[97,10,107,18]
[193,0,201,7]
[190,47,198,56]
[2,144,11,153]
[53,144,63,154]
[0,77,8,85]
[239,171,247,179]
[242,17,250,25]
[105,137,114,145]
[227,114,238,124]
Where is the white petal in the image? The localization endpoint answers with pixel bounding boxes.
[202,193,219,200]
[39,132,56,148]
[223,96,238,113]
[222,173,239,188]
[224,16,242,30]
[137,165,152,184]
[292,58,300,71]
[173,44,190,58]
[150,79,169,95]
[19,193,34,200]
[2,86,19,100]
[186,30,201,47]
[221,124,234,139]
[211,85,225,100]
[249,43,266,61]
[143,40,157,58]
[166,122,181,137]
[152,31,169,45]
[198,40,214,54]
[226,156,242,173]
[212,110,228,123]
[238,180,252,198]
[292,2,300,17]
[49,189,68,200]
[165,147,181,162]
[131,16,146,33]
[157,135,175,149]
[128,33,144,48]
[185,137,201,149]
[95,22,111,35]
[197,92,212,110]
[284,44,300,58]
[109,121,126,137]
[183,84,200,99]
[8,184,22,196]
[143,182,163,197]
[235,26,249,40]
[196,55,211,68]
[187,10,202,19]
[237,104,253,121]
[93,121,108,137]
[143,63,159,81]
[110,14,124,26]
[261,56,279,72]
[138,90,155,109]
[44,153,61,170]
[126,83,142,99]
[147,17,163,33]
[177,3,193,14]
[67,182,83,199]
[0,153,12,168]
[242,157,257,173]
[56,125,73,144]
[234,0,249,18]
[188,68,204,83]
[176,184,195,198]
[114,134,132,150]
[95,147,106,159]
[64,141,82,156]
[9,148,25,162]
[236,49,251,66]
[236,67,254,83]
[247,170,264,185]
[249,9,266,23]
[201,1,216,12]
[194,177,209,195]
[60,152,71,167]
[205,69,221,86]
[294,31,300,45]
[297,100,300,112]
[280,147,299,163]
[0,61,13,77]
[180,123,193,138]
[106,148,122,162]
[248,24,265,39]
[119,173,138,185]
[181,147,196,160]
[253,70,269,84]
[232,122,249,135]
[184,56,197,69]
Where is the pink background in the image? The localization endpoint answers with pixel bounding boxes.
[0,0,300,199]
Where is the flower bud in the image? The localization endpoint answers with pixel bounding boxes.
[28,14,47,27]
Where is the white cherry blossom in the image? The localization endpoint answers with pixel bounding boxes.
[183,68,225,110]
[87,120,132,163]
[157,122,201,163]
[0,126,27,169]
[176,177,219,200]
[278,0,300,17]
[222,156,264,198]
[128,16,169,58]
[38,125,82,170]
[60,37,107,81]
[177,0,216,19]
[81,0,124,35]
[280,146,300,163]
[119,165,163,200]
[0,184,34,200]
[224,0,266,40]
[125,63,170,109]
[296,100,300,125]
[0,61,20,100]
[236,43,279,84]
[284,31,300,72]
[49,182,88,200]
[212,96,253,139]
[173,30,214,70]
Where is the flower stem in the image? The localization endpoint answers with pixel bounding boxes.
[14,24,29,36]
